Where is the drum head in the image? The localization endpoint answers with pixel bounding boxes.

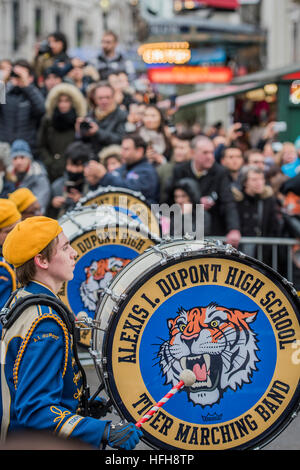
[58,206,160,346]
[78,186,161,237]
[99,243,300,450]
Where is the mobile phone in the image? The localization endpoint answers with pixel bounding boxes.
[240,123,250,133]
[273,121,287,133]
[271,141,283,152]
[169,94,177,108]
[10,70,20,78]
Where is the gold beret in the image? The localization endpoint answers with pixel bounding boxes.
[9,188,37,213]
[0,199,21,229]
[3,216,62,268]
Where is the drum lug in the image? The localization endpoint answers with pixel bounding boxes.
[101,357,109,379]
[183,233,195,241]
[104,288,127,305]
[224,244,238,255]
[88,348,102,367]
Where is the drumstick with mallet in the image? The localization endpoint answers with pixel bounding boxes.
[135,369,196,428]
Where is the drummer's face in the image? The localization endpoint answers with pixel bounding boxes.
[46,232,77,286]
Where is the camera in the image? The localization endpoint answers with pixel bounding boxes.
[65,180,84,194]
[38,40,52,56]
[79,118,93,137]
[240,123,250,133]
[10,70,20,78]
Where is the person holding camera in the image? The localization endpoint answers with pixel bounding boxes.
[48,141,90,219]
[165,135,241,246]
[37,83,87,182]
[33,32,70,82]
[83,133,160,205]
[0,60,45,157]
[76,82,127,154]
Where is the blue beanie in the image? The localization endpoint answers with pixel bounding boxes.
[10,139,33,160]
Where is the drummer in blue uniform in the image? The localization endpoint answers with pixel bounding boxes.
[0,199,21,309]
[0,215,142,449]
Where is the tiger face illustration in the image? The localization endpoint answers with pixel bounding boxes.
[79,257,130,311]
[158,303,259,407]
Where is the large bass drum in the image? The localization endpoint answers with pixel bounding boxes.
[92,239,300,450]
[58,205,161,346]
[77,186,161,237]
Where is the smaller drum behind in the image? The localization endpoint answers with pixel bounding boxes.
[58,205,161,346]
[77,186,161,237]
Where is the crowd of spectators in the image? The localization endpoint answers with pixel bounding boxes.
[1,30,300,287]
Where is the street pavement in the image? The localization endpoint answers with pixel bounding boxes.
[83,362,300,451]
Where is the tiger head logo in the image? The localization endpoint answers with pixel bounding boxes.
[158,303,259,407]
[79,257,130,311]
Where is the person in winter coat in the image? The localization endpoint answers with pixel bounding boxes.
[37,83,87,182]
[165,135,241,247]
[10,139,51,214]
[138,104,173,166]
[232,165,280,263]
[33,32,70,81]
[66,58,97,97]
[48,141,90,219]
[93,30,135,81]
[0,60,45,156]
[75,82,127,154]
[0,142,15,198]
[162,177,211,239]
[83,133,160,204]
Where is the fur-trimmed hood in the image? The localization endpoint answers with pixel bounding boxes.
[45,83,87,118]
[232,184,274,202]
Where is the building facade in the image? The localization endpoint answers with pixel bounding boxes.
[0,0,135,62]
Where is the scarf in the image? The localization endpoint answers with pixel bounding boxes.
[94,103,117,122]
[52,107,77,132]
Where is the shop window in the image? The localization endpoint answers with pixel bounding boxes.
[35,7,42,38]
[55,13,62,32]
[76,19,84,47]
[12,0,20,51]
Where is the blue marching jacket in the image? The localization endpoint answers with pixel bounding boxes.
[0,281,109,447]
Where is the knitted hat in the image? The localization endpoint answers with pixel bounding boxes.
[10,139,33,160]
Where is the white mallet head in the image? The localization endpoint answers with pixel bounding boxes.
[76,311,89,322]
[179,369,196,387]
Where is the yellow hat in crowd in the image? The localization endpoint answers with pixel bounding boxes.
[0,199,21,229]
[3,216,62,268]
[8,188,37,213]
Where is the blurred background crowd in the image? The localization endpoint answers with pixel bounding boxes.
[1,25,300,288]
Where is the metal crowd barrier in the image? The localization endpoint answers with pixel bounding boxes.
[208,236,299,286]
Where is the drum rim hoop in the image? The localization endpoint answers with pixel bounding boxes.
[100,251,300,451]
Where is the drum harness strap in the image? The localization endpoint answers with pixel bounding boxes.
[0,290,92,417]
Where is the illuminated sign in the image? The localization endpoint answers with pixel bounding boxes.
[290,80,300,105]
[138,42,191,65]
[174,0,240,11]
[148,65,233,84]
